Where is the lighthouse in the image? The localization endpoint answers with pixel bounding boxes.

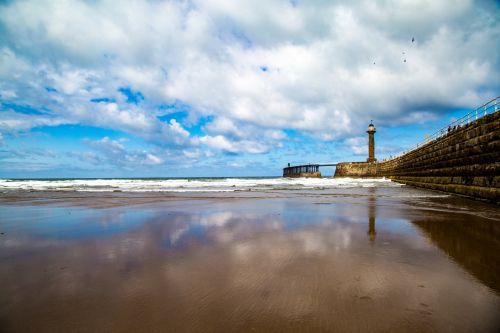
[367,121,376,162]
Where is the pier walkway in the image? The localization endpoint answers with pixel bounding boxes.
[283,163,337,177]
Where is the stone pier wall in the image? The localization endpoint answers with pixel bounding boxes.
[334,162,377,177]
[377,111,499,203]
[334,111,499,203]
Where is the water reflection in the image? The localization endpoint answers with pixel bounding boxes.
[367,187,377,243]
[412,215,500,294]
[0,205,152,240]
[1,198,499,332]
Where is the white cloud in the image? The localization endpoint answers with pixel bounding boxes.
[204,117,240,137]
[199,135,269,154]
[164,119,190,142]
[345,136,367,155]
[199,135,236,152]
[82,136,165,168]
[183,149,200,159]
[0,110,68,132]
[145,153,163,165]
[87,136,125,154]
[0,0,498,155]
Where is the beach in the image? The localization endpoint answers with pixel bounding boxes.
[0,178,499,332]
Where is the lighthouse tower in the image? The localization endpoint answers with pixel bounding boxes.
[367,121,376,162]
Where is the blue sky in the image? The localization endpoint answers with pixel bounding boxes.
[0,0,499,178]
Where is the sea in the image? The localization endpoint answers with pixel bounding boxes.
[0,177,403,192]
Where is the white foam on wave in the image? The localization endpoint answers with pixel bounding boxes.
[0,177,402,192]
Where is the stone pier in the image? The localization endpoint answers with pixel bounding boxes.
[333,98,499,203]
[285,97,499,203]
[377,110,500,203]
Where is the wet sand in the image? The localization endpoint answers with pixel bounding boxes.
[0,187,499,332]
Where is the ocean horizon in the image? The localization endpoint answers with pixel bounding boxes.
[0,177,404,193]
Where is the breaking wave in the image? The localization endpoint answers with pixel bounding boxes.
[0,177,402,192]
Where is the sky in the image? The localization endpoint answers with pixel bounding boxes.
[0,0,499,178]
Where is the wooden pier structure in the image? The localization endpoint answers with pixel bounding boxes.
[283,164,337,178]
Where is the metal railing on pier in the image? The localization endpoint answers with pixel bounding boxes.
[383,96,499,162]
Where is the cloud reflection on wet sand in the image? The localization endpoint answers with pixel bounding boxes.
[0,195,499,332]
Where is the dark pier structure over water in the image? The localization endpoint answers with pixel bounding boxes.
[284,96,500,203]
[283,164,336,178]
